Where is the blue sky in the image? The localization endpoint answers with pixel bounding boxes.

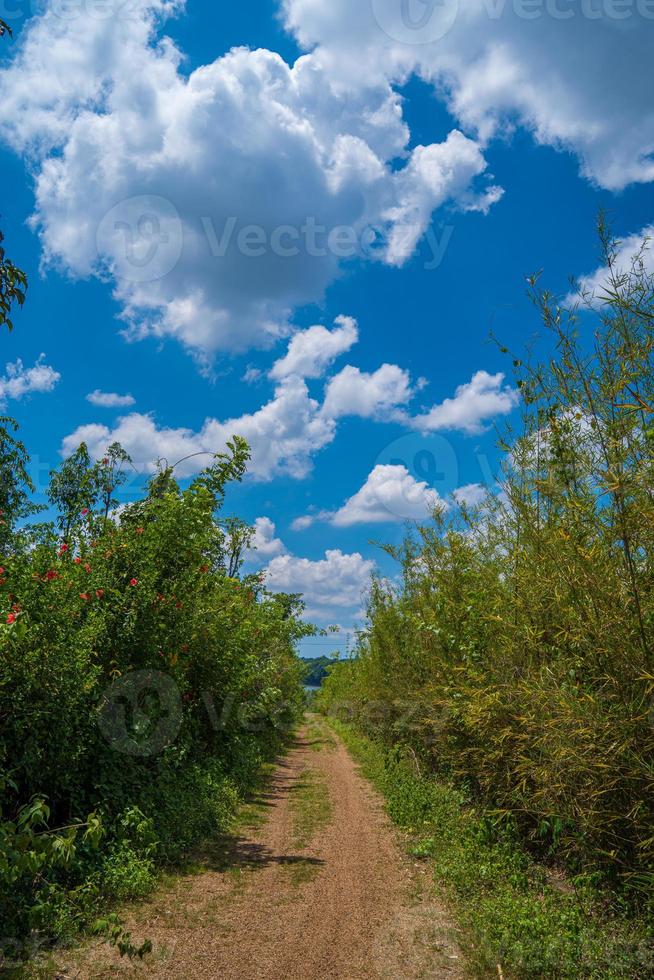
[0,0,653,656]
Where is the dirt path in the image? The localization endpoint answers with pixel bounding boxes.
[60,716,464,980]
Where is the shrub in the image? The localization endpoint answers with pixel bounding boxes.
[0,437,308,958]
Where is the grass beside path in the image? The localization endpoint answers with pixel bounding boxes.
[326,718,653,979]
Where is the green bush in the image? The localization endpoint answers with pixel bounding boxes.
[0,437,307,960]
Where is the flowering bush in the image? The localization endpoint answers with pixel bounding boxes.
[0,438,308,956]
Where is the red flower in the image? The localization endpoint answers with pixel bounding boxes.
[74,557,82,565]
[95,589,104,599]
[6,612,16,624]
[58,544,69,555]
[130,578,139,587]
[136,527,144,535]
[0,567,5,576]
[45,570,58,581]
[79,593,90,601]
[84,563,92,573]
[81,507,89,516]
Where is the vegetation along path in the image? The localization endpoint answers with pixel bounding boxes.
[60,716,464,979]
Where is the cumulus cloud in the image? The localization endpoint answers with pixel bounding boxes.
[64,359,519,480]
[0,2,498,361]
[322,363,416,419]
[410,370,519,434]
[283,0,654,191]
[0,355,60,406]
[264,548,375,613]
[270,315,358,380]
[384,133,503,265]
[569,226,654,307]
[62,376,336,480]
[247,517,287,560]
[87,390,136,408]
[291,514,316,531]
[452,482,488,508]
[294,464,447,528]
[333,464,447,525]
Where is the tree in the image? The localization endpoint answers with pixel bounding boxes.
[47,444,100,541]
[0,28,28,333]
[94,442,133,521]
[0,417,39,550]
[190,436,251,510]
[220,517,255,578]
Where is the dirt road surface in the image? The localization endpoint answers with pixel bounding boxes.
[59,716,464,980]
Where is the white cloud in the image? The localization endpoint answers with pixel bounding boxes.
[283,0,654,191]
[322,363,415,419]
[86,390,136,408]
[64,361,518,480]
[291,514,316,531]
[0,3,498,361]
[410,370,519,434]
[270,315,358,380]
[242,367,263,384]
[248,517,287,560]
[0,355,60,406]
[62,376,336,480]
[264,548,375,613]
[569,226,654,306]
[294,463,447,528]
[333,464,447,525]
[452,482,488,508]
[383,133,503,266]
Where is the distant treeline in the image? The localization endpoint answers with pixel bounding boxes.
[301,655,333,686]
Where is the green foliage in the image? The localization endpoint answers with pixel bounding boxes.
[95,442,133,521]
[0,230,27,332]
[318,223,654,934]
[47,442,99,540]
[0,417,40,549]
[301,656,333,687]
[0,434,307,962]
[331,721,653,979]
[220,516,256,578]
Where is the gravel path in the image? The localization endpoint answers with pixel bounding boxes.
[60,716,464,979]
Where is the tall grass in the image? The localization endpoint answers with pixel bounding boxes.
[319,224,654,912]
